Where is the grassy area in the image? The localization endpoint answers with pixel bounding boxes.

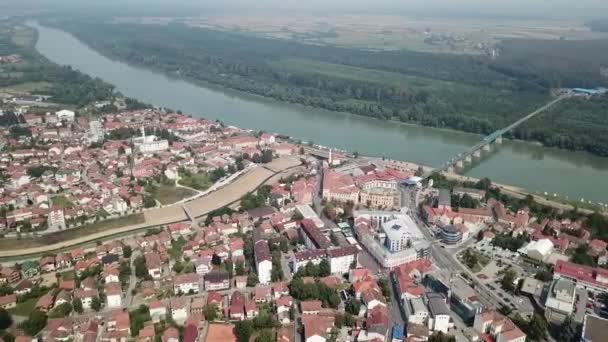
[52,195,74,208]
[179,172,212,191]
[11,26,36,47]
[460,248,490,273]
[148,184,196,205]
[9,297,37,317]
[0,213,145,251]
[60,270,76,280]
[0,81,52,94]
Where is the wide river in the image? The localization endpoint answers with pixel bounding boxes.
[32,23,608,204]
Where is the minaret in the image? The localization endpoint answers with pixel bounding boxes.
[328,148,333,165]
[140,126,146,139]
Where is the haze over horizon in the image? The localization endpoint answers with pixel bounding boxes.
[3,0,608,20]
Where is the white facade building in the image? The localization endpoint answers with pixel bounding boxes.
[327,246,358,275]
[56,109,75,122]
[255,240,273,284]
[89,120,104,143]
[133,127,169,154]
[406,297,429,325]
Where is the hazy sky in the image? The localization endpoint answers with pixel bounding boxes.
[3,0,608,19]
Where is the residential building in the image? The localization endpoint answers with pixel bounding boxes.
[204,272,230,291]
[254,240,272,285]
[174,273,200,294]
[105,283,123,309]
[327,246,358,275]
[473,310,526,342]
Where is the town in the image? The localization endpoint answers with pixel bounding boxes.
[0,100,607,342]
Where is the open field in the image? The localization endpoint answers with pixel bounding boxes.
[9,298,37,316]
[0,81,52,94]
[51,195,74,208]
[149,184,196,205]
[178,14,608,53]
[11,25,36,47]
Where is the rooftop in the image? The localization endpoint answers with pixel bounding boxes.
[583,314,608,342]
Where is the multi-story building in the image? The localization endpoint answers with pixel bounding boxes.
[293,249,326,273]
[300,219,332,250]
[355,210,430,269]
[553,260,608,295]
[327,246,358,275]
[405,297,429,325]
[426,293,452,334]
[254,240,272,284]
[89,120,105,143]
[48,206,66,230]
[545,278,577,323]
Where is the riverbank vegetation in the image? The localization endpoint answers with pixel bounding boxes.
[45,18,608,156]
[0,22,115,107]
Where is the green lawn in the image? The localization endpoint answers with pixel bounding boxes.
[52,195,74,208]
[60,270,76,280]
[9,297,38,317]
[148,184,196,205]
[0,81,52,94]
[178,173,212,191]
[11,26,36,47]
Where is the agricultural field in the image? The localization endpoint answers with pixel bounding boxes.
[181,14,608,53]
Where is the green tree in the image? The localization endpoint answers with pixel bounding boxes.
[247,273,259,287]
[48,303,72,318]
[318,259,331,277]
[377,277,391,298]
[345,299,361,316]
[501,268,518,293]
[428,332,456,342]
[203,306,218,321]
[123,245,132,259]
[527,314,548,340]
[72,298,83,314]
[235,261,245,276]
[134,255,148,278]
[0,308,13,330]
[555,316,581,342]
[91,297,102,311]
[211,254,221,266]
[19,310,47,336]
[255,329,274,342]
[234,320,254,342]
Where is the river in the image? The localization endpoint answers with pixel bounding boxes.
[31,23,608,204]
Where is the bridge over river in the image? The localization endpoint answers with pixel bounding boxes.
[431,95,569,175]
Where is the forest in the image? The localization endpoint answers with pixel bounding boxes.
[48,19,608,156]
